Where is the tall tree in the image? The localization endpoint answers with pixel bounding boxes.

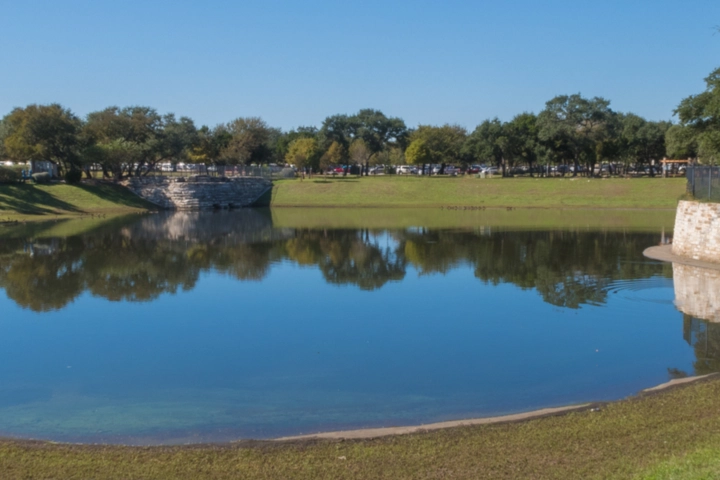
[505,113,540,175]
[464,118,505,175]
[320,140,345,173]
[405,138,433,174]
[618,114,669,175]
[675,67,720,164]
[222,117,274,166]
[349,139,372,175]
[409,124,467,173]
[83,106,165,177]
[319,110,407,175]
[285,137,319,172]
[537,94,613,176]
[665,124,698,160]
[3,104,82,175]
[352,109,408,175]
[276,126,318,163]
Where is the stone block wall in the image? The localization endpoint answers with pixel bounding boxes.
[672,200,720,263]
[124,176,272,210]
[673,263,720,322]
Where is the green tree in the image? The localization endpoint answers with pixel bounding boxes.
[320,140,345,173]
[405,138,433,173]
[665,124,698,160]
[3,104,82,175]
[464,118,505,174]
[0,117,9,160]
[83,106,166,177]
[538,94,613,176]
[675,67,720,164]
[320,110,407,176]
[158,114,198,171]
[222,117,274,166]
[618,114,669,175]
[409,124,467,173]
[352,109,408,175]
[285,137,319,172]
[276,126,318,163]
[349,139,372,175]
[505,113,540,175]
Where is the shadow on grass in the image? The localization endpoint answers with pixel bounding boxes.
[0,185,82,215]
[75,183,155,209]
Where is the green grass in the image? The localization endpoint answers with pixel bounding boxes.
[0,182,155,221]
[2,377,720,479]
[271,207,676,231]
[271,176,687,209]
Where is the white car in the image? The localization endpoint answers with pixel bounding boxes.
[397,165,415,175]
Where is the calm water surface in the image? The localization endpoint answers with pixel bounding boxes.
[0,209,715,444]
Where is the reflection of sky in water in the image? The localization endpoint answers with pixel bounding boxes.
[0,218,709,444]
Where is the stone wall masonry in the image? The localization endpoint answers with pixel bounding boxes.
[124,176,272,210]
[673,263,720,322]
[672,200,720,263]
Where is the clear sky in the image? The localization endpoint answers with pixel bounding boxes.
[1,0,718,131]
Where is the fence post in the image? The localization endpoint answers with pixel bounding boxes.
[710,167,713,200]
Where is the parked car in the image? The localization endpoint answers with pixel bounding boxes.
[397,165,415,175]
[369,166,385,175]
[482,166,499,175]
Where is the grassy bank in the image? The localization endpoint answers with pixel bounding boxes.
[0,182,155,222]
[271,176,687,209]
[271,207,676,231]
[2,377,720,479]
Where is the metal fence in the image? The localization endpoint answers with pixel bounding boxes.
[687,166,720,202]
[146,164,294,180]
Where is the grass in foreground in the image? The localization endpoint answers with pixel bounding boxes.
[0,182,154,222]
[2,377,720,480]
[271,176,687,209]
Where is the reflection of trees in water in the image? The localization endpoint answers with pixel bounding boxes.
[0,217,670,312]
[395,229,669,308]
[682,315,720,375]
[284,229,405,290]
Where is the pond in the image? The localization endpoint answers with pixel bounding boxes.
[0,208,715,445]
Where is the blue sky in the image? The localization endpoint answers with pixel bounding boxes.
[1,0,718,130]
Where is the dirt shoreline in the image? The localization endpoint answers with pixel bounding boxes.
[273,374,717,442]
[0,375,715,448]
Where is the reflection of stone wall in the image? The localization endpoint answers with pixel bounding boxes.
[673,200,720,263]
[673,263,720,322]
[120,210,293,244]
[125,176,272,210]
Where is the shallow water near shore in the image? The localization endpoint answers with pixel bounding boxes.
[0,208,715,445]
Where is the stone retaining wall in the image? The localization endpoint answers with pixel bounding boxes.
[672,200,720,263]
[124,176,272,210]
[673,263,720,322]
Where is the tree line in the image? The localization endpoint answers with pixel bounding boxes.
[1,66,718,181]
